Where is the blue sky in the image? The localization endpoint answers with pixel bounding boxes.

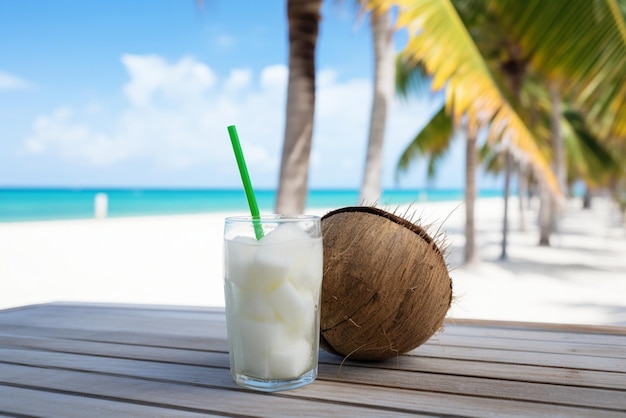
[0,0,494,190]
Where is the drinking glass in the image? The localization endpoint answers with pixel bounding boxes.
[223,215,323,391]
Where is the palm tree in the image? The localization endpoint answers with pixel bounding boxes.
[538,85,565,245]
[372,0,558,264]
[275,0,323,215]
[371,0,626,261]
[393,52,488,264]
[358,7,396,205]
[480,101,620,238]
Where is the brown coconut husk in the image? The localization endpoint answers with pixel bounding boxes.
[320,206,452,361]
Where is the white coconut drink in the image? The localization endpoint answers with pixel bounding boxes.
[224,215,323,391]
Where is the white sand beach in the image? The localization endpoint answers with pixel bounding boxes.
[1,197,625,326]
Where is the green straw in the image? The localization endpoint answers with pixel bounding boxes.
[227,125,264,240]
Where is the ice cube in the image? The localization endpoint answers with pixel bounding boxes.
[268,280,312,326]
[280,289,317,340]
[238,318,306,379]
[234,316,313,379]
[251,223,312,290]
[236,288,276,321]
[260,222,311,245]
[297,293,318,339]
[268,338,312,379]
[251,243,292,292]
[236,317,273,378]
[288,238,323,293]
[225,236,259,288]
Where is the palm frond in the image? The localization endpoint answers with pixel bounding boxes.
[395,104,454,181]
[478,142,504,174]
[369,0,560,194]
[395,53,429,99]
[490,0,626,140]
[563,110,620,186]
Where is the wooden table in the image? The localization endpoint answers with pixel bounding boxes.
[0,303,625,417]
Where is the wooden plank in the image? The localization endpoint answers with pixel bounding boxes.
[2,323,622,382]
[0,347,228,387]
[2,314,622,367]
[1,363,621,418]
[43,301,226,313]
[317,363,626,411]
[424,331,626,359]
[0,301,224,315]
[0,334,230,369]
[0,304,224,337]
[1,345,624,411]
[319,352,626,391]
[288,380,625,418]
[4,303,625,352]
[2,333,625,392]
[0,385,220,417]
[443,319,626,345]
[410,342,626,373]
[449,317,626,336]
[42,303,626,339]
[5,303,626,340]
[432,329,626,354]
[0,324,229,352]
[0,365,424,418]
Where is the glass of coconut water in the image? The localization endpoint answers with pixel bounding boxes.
[223,215,323,391]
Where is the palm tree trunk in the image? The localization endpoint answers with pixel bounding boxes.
[275,0,322,215]
[464,124,478,265]
[358,10,394,205]
[500,149,512,260]
[538,183,552,246]
[499,44,525,260]
[551,85,566,192]
[583,184,592,209]
[539,83,564,243]
[550,83,566,229]
[518,161,528,232]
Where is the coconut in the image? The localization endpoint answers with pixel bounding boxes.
[320,206,452,361]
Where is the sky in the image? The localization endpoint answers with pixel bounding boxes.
[0,0,500,190]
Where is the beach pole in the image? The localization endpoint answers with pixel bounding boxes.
[94,193,108,219]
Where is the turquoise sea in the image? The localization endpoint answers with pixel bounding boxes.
[0,188,503,223]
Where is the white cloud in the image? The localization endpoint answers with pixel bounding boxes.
[24,107,129,165]
[22,54,442,188]
[260,65,288,90]
[224,68,252,91]
[23,55,285,179]
[317,68,338,88]
[0,71,33,90]
[121,54,216,106]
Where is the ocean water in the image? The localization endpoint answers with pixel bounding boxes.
[0,188,503,223]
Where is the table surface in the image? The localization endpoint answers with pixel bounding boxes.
[0,302,625,417]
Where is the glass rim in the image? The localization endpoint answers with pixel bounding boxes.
[225,214,320,223]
